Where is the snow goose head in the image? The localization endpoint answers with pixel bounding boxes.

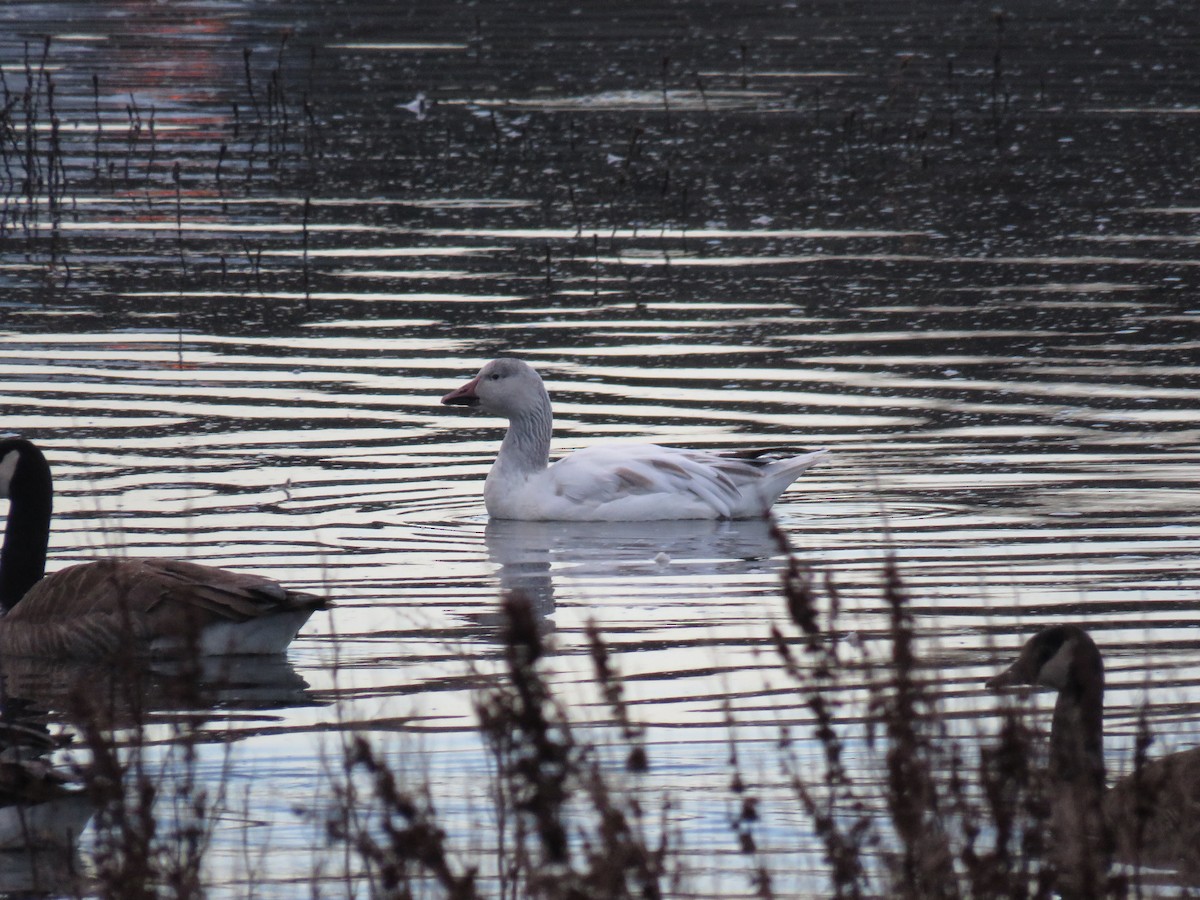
[441,358,548,419]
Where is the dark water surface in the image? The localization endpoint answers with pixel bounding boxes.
[2,0,1200,894]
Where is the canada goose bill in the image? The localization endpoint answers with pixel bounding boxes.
[0,437,328,660]
[990,625,1200,885]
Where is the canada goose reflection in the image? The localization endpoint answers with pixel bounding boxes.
[0,652,319,731]
[0,701,93,859]
[989,625,1200,887]
[0,758,92,851]
[0,843,89,894]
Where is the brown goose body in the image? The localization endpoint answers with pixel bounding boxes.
[990,625,1200,885]
[1104,741,1200,872]
[0,438,326,659]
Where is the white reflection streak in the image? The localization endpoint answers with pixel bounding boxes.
[485,517,781,619]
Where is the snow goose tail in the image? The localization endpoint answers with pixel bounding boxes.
[441,358,828,521]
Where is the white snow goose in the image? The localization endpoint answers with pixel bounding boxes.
[0,437,328,659]
[441,358,828,521]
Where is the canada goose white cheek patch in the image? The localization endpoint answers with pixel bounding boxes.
[1038,642,1075,690]
[0,450,19,498]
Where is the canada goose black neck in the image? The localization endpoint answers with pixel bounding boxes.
[1045,626,1106,793]
[989,625,1112,891]
[0,439,51,613]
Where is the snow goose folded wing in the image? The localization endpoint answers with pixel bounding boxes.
[441,358,828,521]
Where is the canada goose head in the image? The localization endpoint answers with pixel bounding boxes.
[0,438,52,611]
[987,624,1103,696]
[441,358,547,419]
[0,438,50,509]
[988,624,1107,791]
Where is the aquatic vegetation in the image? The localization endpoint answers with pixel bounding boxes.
[314,535,1178,898]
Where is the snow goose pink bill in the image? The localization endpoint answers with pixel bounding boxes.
[441,358,828,521]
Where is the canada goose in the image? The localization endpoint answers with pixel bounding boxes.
[989,625,1200,885]
[0,437,327,659]
[441,358,828,520]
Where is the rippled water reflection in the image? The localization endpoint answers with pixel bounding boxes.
[2,0,1200,894]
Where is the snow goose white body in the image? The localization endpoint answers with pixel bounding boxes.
[441,358,827,521]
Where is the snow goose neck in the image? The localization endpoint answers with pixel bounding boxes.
[441,358,828,521]
[0,437,328,659]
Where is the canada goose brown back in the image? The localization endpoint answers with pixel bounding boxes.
[990,625,1200,886]
[0,437,327,659]
[1104,741,1200,874]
